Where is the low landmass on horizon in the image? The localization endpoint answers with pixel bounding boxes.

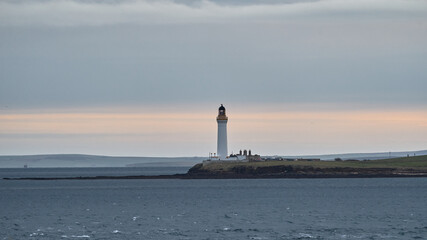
[1,150,427,168]
[5,154,427,180]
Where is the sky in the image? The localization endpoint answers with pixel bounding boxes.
[0,0,426,156]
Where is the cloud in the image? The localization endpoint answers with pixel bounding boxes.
[1,0,426,110]
[0,0,426,26]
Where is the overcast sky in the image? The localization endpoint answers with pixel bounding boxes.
[0,0,426,156]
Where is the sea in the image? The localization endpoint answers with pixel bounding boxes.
[0,167,426,240]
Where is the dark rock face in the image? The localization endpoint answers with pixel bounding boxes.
[187,163,205,174]
[186,164,427,179]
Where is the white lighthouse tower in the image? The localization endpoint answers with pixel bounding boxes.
[217,104,228,159]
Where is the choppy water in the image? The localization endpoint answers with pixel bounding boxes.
[0,168,426,239]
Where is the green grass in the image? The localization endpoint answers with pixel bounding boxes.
[201,155,427,171]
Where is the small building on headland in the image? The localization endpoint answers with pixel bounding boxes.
[228,149,262,162]
[207,149,261,162]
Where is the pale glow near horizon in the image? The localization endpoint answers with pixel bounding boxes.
[1,109,426,156]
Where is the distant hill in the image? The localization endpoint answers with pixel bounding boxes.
[0,154,204,168]
[1,150,426,168]
[275,150,427,161]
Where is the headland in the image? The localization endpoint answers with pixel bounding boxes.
[185,155,427,179]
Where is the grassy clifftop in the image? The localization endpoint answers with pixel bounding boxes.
[187,155,427,178]
[197,155,427,171]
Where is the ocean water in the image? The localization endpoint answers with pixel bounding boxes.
[0,168,426,239]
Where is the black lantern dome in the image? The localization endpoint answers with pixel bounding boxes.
[218,104,226,115]
[217,104,228,120]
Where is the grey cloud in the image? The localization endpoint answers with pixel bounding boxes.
[0,0,426,110]
[0,0,426,26]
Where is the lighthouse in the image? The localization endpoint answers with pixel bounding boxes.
[217,104,228,159]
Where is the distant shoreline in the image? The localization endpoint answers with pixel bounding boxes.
[3,173,427,180]
[4,155,427,180]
